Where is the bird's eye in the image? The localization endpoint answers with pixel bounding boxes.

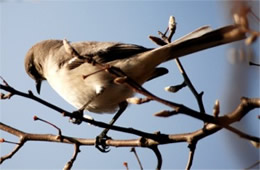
[28,63,41,80]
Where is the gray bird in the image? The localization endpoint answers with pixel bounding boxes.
[24,25,245,151]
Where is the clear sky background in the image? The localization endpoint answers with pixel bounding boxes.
[0,0,259,169]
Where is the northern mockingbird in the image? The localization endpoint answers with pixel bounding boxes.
[24,25,245,151]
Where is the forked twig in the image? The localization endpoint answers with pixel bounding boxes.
[0,143,24,164]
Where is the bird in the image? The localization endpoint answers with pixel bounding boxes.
[24,24,245,151]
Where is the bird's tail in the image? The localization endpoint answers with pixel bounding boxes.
[156,25,246,62]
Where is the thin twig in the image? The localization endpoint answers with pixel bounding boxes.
[105,67,182,110]
[185,142,197,170]
[63,144,80,170]
[158,17,206,114]
[123,162,129,170]
[0,139,25,164]
[249,61,260,67]
[34,116,63,137]
[130,147,143,170]
[0,139,20,145]
[150,146,162,170]
[175,58,205,113]
[0,76,13,99]
[0,84,69,114]
[249,8,260,22]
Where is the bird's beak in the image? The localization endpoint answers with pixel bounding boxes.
[36,80,42,94]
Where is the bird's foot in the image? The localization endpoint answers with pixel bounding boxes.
[70,109,84,124]
[95,132,111,153]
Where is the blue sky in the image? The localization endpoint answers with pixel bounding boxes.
[0,1,259,169]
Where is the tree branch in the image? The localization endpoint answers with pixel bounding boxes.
[0,139,25,164]
[130,147,143,170]
[150,146,162,170]
[63,144,80,170]
[1,95,259,166]
[185,142,197,170]
[1,83,259,143]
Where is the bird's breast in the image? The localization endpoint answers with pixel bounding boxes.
[44,60,133,114]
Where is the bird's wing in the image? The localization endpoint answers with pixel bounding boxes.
[66,42,150,70]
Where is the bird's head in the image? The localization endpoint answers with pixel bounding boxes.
[24,40,63,94]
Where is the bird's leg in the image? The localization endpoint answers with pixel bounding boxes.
[71,94,98,124]
[70,105,87,125]
[71,86,105,124]
[95,101,128,152]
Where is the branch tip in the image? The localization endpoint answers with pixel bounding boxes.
[154,110,178,117]
[130,147,143,170]
[249,61,260,67]
[33,116,62,137]
[33,115,39,121]
[123,162,129,170]
[213,100,220,117]
[0,76,9,86]
[126,97,151,105]
[0,138,5,143]
[165,82,186,93]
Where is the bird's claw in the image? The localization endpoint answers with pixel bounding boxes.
[95,134,111,153]
[70,110,84,124]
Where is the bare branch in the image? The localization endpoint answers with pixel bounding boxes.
[0,83,69,115]
[185,142,197,170]
[130,147,143,170]
[0,95,259,165]
[0,77,13,99]
[33,116,63,138]
[157,16,206,114]
[175,58,206,114]
[0,139,25,164]
[150,146,162,170]
[1,82,259,143]
[63,144,80,170]
[249,61,260,67]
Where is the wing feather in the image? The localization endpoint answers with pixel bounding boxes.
[66,42,150,70]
